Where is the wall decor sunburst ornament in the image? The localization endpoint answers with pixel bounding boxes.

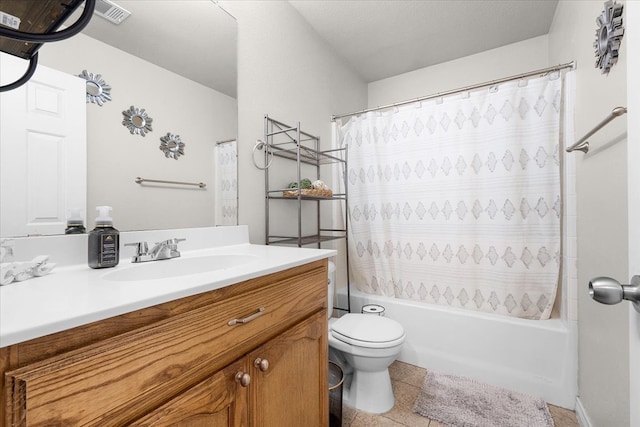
[122,106,153,136]
[159,132,185,160]
[78,70,111,106]
[594,0,624,75]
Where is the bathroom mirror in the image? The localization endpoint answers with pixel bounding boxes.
[0,0,238,237]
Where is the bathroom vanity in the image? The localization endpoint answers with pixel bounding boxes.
[0,226,333,426]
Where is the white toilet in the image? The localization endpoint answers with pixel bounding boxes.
[327,262,406,414]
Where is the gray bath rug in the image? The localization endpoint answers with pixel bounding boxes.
[413,371,554,427]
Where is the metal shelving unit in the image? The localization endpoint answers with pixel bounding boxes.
[263,114,350,312]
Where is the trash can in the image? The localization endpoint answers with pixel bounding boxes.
[328,361,344,427]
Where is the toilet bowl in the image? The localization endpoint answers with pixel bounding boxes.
[327,262,405,414]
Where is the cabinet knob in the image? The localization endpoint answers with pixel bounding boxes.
[235,371,251,387]
[254,358,270,372]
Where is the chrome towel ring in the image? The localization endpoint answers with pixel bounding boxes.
[252,139,273,170]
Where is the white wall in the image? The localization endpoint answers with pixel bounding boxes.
[368,35,549,108]
[222,1,367,246]
[38,34,237,232]
[549,2,629,427]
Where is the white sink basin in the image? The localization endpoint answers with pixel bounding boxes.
[103,254,258,282]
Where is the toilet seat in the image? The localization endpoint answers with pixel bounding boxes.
[331,313,405,349]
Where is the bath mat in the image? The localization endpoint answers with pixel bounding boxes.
[413,371,554,427]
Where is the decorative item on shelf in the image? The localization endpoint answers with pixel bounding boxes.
[122,105,153,136]
[283,178,333,198]
[594,0,624,75]
[78,69,112,106]
[159,132,185,160]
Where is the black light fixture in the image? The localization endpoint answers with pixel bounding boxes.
[0,0,96,92]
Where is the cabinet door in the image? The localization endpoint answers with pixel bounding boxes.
[249,311,328,427]
[131,358,249,427]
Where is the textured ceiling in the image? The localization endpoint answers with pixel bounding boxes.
[289,0,559,82]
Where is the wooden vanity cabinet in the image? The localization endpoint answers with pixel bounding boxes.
[0,259,329,426]
[134,311,326,427]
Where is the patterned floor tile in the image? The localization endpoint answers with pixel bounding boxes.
[341,404,357,427]
[389,360,428,388]
[341,361,579,427]
[549,403,580,427]
[350,412,406,426]
[383,381,430,426]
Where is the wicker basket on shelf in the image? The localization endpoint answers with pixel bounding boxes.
[282,188,333,198]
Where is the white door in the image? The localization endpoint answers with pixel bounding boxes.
[0,54,86,237]
[628,3,639,426]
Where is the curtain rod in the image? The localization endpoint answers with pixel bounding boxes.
[331,61,576,122]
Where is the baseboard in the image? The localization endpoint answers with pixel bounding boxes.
[575,397,593,427]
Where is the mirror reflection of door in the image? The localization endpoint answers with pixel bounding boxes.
[0,56,86,237]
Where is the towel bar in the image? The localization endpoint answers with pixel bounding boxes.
[567,106,627,153]
[135,177,206,188]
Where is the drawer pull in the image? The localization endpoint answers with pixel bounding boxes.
[227,307,265,326]
[254,358,270,372]
[235,371,251,387]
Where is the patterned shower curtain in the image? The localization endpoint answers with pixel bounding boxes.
[338,73,571,320]
[215,140,238,226]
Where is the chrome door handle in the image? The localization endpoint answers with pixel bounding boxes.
[589,275,640,312]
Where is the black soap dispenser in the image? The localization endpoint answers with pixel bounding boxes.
[88,206,119,269]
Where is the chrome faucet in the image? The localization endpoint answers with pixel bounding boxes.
[125,238,185,263]
[149,238,186,260]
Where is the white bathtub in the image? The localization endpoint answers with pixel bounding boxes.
[338,288,577,409]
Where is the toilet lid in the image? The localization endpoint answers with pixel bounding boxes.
[331,313,405,348]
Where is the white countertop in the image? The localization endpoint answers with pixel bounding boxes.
[0,227,335,348]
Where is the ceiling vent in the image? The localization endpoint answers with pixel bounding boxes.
[93,0,131,25]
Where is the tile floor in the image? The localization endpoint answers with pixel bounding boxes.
[340,361,579,427]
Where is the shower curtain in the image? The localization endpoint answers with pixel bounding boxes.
[338,72,573,320]
[215,140,238,226]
